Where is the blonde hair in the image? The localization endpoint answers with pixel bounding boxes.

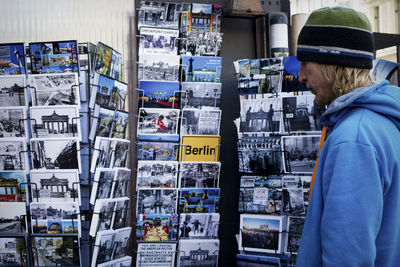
[320,64,375,97]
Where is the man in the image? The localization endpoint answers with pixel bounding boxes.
[295,7,400,267]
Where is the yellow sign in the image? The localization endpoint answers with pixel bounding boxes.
[180,135,221,162]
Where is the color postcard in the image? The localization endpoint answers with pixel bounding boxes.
[182,56,222,83]
[0,43,26,75]
[180,135,220,162]
[136,213,178,241]
[32,236,80,266]
[179,213,219,239]
[138,108,179,135]
[0,171,27,202]
[179,188,220,213]
[0,237,27,266]
[138,80,180,109]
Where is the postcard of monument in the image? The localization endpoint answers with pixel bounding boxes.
[137,160,178,189]
[139,27,179,56]
[180,31,223,57]
[0,171,27,202]
[0,75,27,106]
[0,202,27,234]
[111,138,130,168]
[0,106,27,138]
[30,106,81,139]
[90,137,113,172]
[93,42,114,77]
[111,79,128,111]
[112,227,132,259]
[181,109,221,135]
[30,138,81,172]
[137,108,179,135]
[89,198,116,237]
[179,188,220,213]
[30,170,80,204]
[90,168,115,205]
[177,239,219,267]
[285,216,305,254]
[136,213,178,241]
[29,40,79,74]
[179,213,219,239]
[0,237,27,266]
[179,135,221,162]
[111,168,131,198]
[281,135,320,174]
[136,189,177,214]
[0,43,26,75]
[29,72,80,107]
[179,162,221,188]
[32,236,80,266]
[91,229,115,267]
[181,56,222,83]
[137,1,181,30]
[112,197,130,230]
[180,82,221,109]
[138,80,180,109]
[239,214,284,254]
[89,104,115,140]
[89,73,115,109]
[0,138,28,171]
[282,175,311,216]
[190,3,213,32]
[111,110,129,139]
[136,242,177,267]
[137,138,179,161]
[138,53,180,81]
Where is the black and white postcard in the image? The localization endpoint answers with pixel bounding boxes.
[32,236,80,266]
[112,197,130,230]
[136,213,178,241]
[137,160,178,188]
[138,108,179,135]
[90,168,115,205]
[0,107,27,138]
[0,139,28,171]
[29,73,80,107]
[89,104,115,140]
[0,171,27,202]
[111,168,131,198]
[181,109,221,135]
[90,198,116,237]
[239,214,284,254]
[136,242,177,267]
[179,213,219,239]
[30,106,81,139]
[137,1,182,30]
[112,227,132,259]
[177,239,219,267]
[137,135,179,161]
[90,137,130,172]
[181,82,221,109]
[31,138,81,172]
[0,237,27,266]
[285,216,305,254]
[137,189,177,214]
[138,53,180,81]
[0,75,27,107]
[111,110,129,139]
[111,139,130,168]
[281,135,320,174]
[0,202,26,233]
[180,31,223,56]
[91,229,115,267]
[30,170,80,204]
[179,162,220,188]
[239,96,282,133]
[139,27,179,55]
[179,188,220,213]
[282,175,311,216]
[282,94,326,133]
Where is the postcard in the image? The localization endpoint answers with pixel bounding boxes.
[139,27,179,55]
[0,237,27,266]
[89,104,115,140]
[112,227,132,259]
[93,42,114,77]
[111,168,131,198]
[32,236,80,266]
[177,239,219,267]
[112,197,130,230]
[182,56,222,83]
[29,40,79,74]
[282,56,307,92]
[239,214,284,254]
[281,135,320,174]
[179,188,220,213]
[30,170,80,204]
[282,175,311,216]
[136,213,178,241]
[0,202,27,234]
[180,135,220,162]
[29,72,80,107]
[30,106,81,139]
[0,43,26,75]
[0,75,27,106]
[181,82,221,109]
[138,108,179,135]
[111,50,123,82]
[90,137,130,172]
[372,58,400,82]
[179,162,220,188]
[179,213,219,239]
[211,5,223,33]
[0,171,27,202]
[236,253,281,267]
[136,189,177,214]
[180,3,192,33]
[89,73,128,110]
[181,109,221,135]
[111,110,129,139]
[0,138,28,171]
[137,160,178,188]
[138,53,180,81]
[191,4,213,32]
[0,106,27,138]
[137,138,179,161]
[138,80,180,109]
[90,168,115,205]
[111,139,130,168]
[136,242,177,267]
[91,229,115,267]
[180,31,223,56]
[137,1,182,30]
[111,79,128,111]
[285,216,305,254]
[30,138,81,172]
[89,198,116,237]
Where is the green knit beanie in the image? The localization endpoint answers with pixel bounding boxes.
[297,7,374,69]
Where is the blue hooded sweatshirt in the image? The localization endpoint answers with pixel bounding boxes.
[296,80,400,267]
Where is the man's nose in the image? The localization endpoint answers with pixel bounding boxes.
[298,63,306,83]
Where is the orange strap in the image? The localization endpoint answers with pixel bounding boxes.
[308,125,327,201]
